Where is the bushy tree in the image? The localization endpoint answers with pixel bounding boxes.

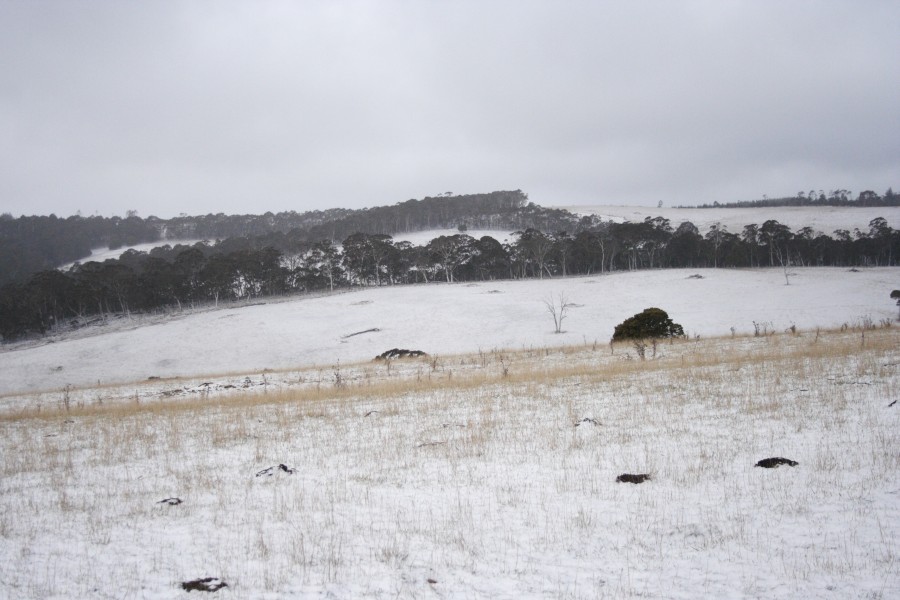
[612,307,684,341]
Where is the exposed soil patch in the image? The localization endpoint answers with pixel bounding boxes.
[342,327,381,339]
[417,441,447,448]
[755,457,799,468]
[181,577,228,592]
[616,473,651,484]
[255,464,295,477]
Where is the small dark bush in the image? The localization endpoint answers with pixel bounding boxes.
[375,348,428,360]
[612,308,684,342]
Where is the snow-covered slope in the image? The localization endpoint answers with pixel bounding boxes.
[393,228,515,245]
[58,240,203,270]
[56,205,900,271]
[557,204,900,233]
[2,267,896,396]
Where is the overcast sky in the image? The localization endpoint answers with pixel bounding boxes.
[1,1,898,218]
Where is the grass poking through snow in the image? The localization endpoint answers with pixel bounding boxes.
[0,328,898,598]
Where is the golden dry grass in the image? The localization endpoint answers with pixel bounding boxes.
[1,325,897,598]
[3,326,896,425]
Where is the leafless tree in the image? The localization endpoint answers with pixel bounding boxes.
[544,292,575,333]
[774,244,794,285]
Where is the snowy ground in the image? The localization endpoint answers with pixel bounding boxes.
[557,204,900,233]
[1,267,896,398]
[58,240,204,270]
[0,326,897,599]
[58,232,517,271]
[1,267,898,599]
[393,228,516,245]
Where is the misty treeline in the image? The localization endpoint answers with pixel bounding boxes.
[683,188,899,209]
[1,207,897,341]
[5,187,897,288]
[0,190,541,287]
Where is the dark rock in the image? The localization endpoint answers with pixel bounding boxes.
[755,457,799,468]
[616,473,651,484]
[181,577,228,592]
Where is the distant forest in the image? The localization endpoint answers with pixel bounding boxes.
[2,189,898,341]
[681,188,898,209]
[0,190,568,287]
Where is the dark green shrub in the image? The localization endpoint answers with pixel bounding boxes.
[612,307,685,341]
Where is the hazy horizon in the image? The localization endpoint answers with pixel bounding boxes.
[2,1,898,219]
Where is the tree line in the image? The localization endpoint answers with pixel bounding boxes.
[5,188,894,288]
[684,188,898,209]
[1,190,553,288]
[2,213,897,341]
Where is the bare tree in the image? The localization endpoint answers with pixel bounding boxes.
[544,292,575,333]
[774,244,794,285]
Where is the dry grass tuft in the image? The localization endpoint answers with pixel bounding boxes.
[0,326,898,597]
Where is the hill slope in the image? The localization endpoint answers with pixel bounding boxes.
[558,204,900,233]
[1,267,896,396]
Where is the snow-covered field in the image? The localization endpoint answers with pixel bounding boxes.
[59,231,515,270]
[1,267,896,398]
[393,228,516,245]
[1,267,898,599]
[57,240,204,270]
[558,204,900,233]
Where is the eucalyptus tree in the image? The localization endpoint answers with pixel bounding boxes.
[427,234,475,283]
[512,228,555,278]
[668,222,703,268]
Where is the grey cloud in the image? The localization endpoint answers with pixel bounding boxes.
[1,0,897,218]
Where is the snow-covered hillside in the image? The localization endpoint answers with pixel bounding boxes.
[55,205,899,270]
[2,267,896,397]
[557,204,900,233]
[58,240,203,270]
[1,313,896,599]
[393,228,516,245]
